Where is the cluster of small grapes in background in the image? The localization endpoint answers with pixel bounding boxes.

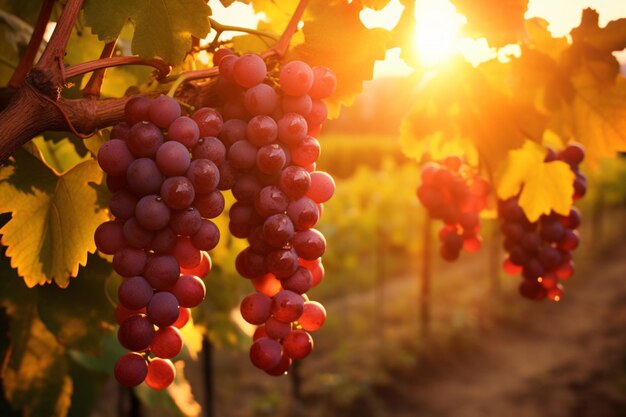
[212,49,335,375]
[417,156,490,261]
[500,143,586,301]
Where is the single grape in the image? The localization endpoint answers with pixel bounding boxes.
[193,191,225,219]
[94,221,125,255]
[190,219,220,251]
[279,166,311,199]
[290,136,320,167]
[305,171,335,203]
[292,229,326,260]
[192,137,226,165]
[115,304,146,326]
[128,121,164,157]
[126,158,164,196]
[240,292,272,325]
[232,175,262,204]
[305,99,328,127]
[160,176,196,210]
[282,94,313,115]
[254,186,289,218]
[287,197,320,231]
[247,115,278,147]
[308,66,337,99]
[192,107,224,137]
[212,47,234,66]
[271,290,304,323]
[168,274,206,308]
[298,301,326,331]
[283,329,313,360]
[147,291,180,328]
[156,141,191,177]
[170,207,202,236]
[172,307,191,328]
[118,276,153,310]
[118,314,155,351]
[125,96,152,125]
[228,140,258,170]
[113,247,148,277]
[98,139,135,176]
[143,255,180,290]
[150,326,183,359]
[281,267,313,294]
[277,113,308,145]
[265,316,292,339]
[219,119,248,148]
[249,337,282,371]
[135,194,171,231]
[149,96,181,129]
[262,214,295,248]
[279,61,314,96]
[264,248,298,279]
[244,84,278,115]
[180,251,212,277]
[109,190,138,220]
[186,159,220,193]
[251,273,283,297]
[150,227,177,254]
[168,116,200,149]
[114,352,148,387]
[233,54,267,88]
[145,358,176,390]
[172,236,202,269]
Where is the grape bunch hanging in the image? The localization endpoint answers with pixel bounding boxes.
[416,156,490,261]
[95,50,337,388]
[499,143,586,301]
[213,50,335,375]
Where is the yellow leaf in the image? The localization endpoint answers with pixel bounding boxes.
[497,141,574,221]
[0,149,109,287]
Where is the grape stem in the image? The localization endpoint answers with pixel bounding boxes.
[261,0,309,59]
[209,18,279,43]
[82,41,118,98]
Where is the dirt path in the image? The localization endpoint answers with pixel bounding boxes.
[386,244,626,417]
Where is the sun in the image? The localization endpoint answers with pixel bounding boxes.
[413,0,466,68]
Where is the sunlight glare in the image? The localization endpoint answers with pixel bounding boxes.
[413,0,465,67]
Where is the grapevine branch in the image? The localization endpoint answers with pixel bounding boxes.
[8,0,55,88]
[0,0,310,164]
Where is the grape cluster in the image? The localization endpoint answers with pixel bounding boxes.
[211,49,335,375]
[95,95,224,389]
[417,156,490,261]
[500,143,586,301]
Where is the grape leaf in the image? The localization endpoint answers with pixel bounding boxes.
[220,0,251,7]
[0,148,108,287]
[571,8,626,53]
[551,76,626,163]
[497,141,574,221]
[451,0,528,47]
[290,0,391,116]
[2,305,72,417]
[398,60,541,172]
[83,0,211,64]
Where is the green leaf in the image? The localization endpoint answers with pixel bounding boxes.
[0,148,109,287]
[83,0,211,64]
[38,255,116,353]
[2,306,72,417]
[497,141,574,221]
[290,0,391,116]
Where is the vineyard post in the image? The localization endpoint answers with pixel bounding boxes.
[290,360,302,402]
[375,225,388,343]
[202,336,215,417]
[419,216,432,339]
[489,221,500,296]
